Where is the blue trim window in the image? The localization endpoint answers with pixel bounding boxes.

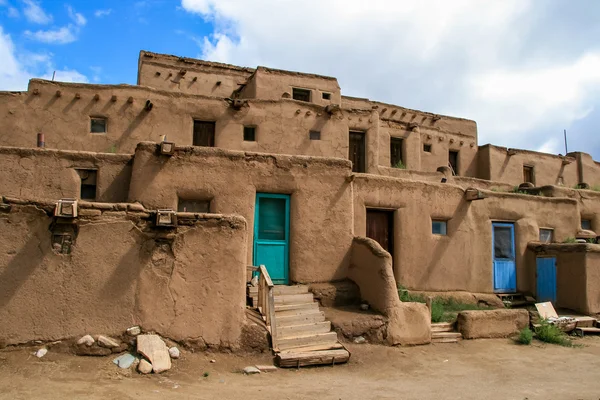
[432,220,447,235]
[582,219,592,231]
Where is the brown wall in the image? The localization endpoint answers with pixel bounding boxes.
[128,143,354,283]
[0,146,132,203]
[0,201,248,347]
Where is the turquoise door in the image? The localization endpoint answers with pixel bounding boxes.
[253,193,290,284]
[492,222,516,293]
[536,257,557,303]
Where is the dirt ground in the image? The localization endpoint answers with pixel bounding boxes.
[2,337,600,400]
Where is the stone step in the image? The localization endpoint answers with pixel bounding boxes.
[274,293,315,305]
[431,322,454,333]
[273,285,309,295]
[277,332,339,351]
[277,321,331,338]
[275,302,319,314]
[277,311,326,326]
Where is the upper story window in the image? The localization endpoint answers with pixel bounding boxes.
[193,120,215,147]
[523,165,535,185]
[77,169,97,200]
[309,130,321,140]
[423,144,432,153]
[178,198,211,213]
[349,131,366,173]
[243,126,256,141]
[322,92,331,100]
[390,138,404,168]
[539,228,553,243]
[432,220,447,235]
[90,117,107,134]
[582,219,592,231]
[292,88,311,102]
[449,150,459,176]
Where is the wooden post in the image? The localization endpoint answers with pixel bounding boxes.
[426,296,433,318]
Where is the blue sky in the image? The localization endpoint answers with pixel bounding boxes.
[2,0,600,159]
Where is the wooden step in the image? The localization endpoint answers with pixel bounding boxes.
[432,332,462,343]
[431,322,454,333]
[278,342,344,354]
[276,349,350,368]
[277,321,331,337]
[277,332,339,351]
[277,310,325,326]
[574,316,597,328]
[575,327,600,337]
[273,285,309,295]
[275,302,319,314]
[274,293,315,305]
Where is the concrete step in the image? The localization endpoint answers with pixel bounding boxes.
[277,321,331,338]
[274,293,315,305]
[275,302,319,314]
[273,285,309,295]
[277,332,339,351]
[277,311,326,326]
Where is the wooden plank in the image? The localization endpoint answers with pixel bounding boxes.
[278,342,344,354]
[277,332,339,350]
[276,349,350,368]
[432,337,462,343]
[431,332,462,339]
[277,312,326,326]
[275,302,319,313]
[274,293,315,305]
[273,285,309,295]
[277,321,331,337]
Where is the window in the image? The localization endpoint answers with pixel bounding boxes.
[539,228,554,243]
[77,169,97,200]
[243,126,256,141]
[582,219,592,231]
[390,138,404,168]
[90,117,107,134]
[432,220,447,235]
[322,92,331,100]
[193,120,215,147]
[349,131,366,173]
[523,165,535,184]
[292,88,311,102]
[423,144,432,153]
[178,199,211,213]
[449,150,459,176]
[309,130,321,140]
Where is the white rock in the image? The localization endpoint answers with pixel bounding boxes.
[77,335,95,347]
[243,366,261,375]
[35,348,48,358]
[126,326,141,336]
[138,359,152,374]
[210,359,216,363]
[137,334,171,373]
[97,335,120,349]
[360,303,369,311]
[168,346,180,359]
[353,336,366,344]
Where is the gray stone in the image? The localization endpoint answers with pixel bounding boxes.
[168,346,180,359]
[34,348,47,358]
[97,335,120,349]
[138,359,153,374]
[137,334,171,373]
[113,353,137,369]
[126,326,141,336]
[77,335,95,347]
[243,366,261,375]
[353,336,366,344]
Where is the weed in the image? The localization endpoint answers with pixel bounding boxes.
[534,320,572,347]
[563,237,577,244]
[591,185,600,192]
[393,160,406,169]
[517,327,533,345]
[203,371,210,377]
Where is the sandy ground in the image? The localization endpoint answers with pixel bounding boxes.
[2,337,600,400]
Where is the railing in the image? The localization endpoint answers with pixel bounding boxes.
[257,264,278,351]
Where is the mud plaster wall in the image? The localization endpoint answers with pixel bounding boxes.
[128,143,354,282]
[0,204,248,347]
[353,175,580,293]
[543,187,600,231]
[0,146,132,202]
[577,152,600,187]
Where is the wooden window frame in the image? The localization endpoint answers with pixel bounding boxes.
[90,117,107,134]
[432,219,448,235]
[292,88,311,102]
[539,228,554,243]
[423,143,432,153]
[193,120,216,147]
[349,130,366,173]
[523,165,535,185]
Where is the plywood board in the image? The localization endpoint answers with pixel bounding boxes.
[535,302,558,319]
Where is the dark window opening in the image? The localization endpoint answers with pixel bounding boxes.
[292,88,311,102]
[390,137,404,168]
[322,92,331,100]
[349,131,366,173]
[523,165,535,184]
[77,169,97,200]
[90,117,107,133]
[193,120,215,147]
[178,199,211,213]
[432,220,447,235]
[423,143,432,153]
[449,150,459,176]
[493,226,514,259]
[582,219,592,231]
[51,222,77,255]
[243,126,256,141]
[309,130,321,140]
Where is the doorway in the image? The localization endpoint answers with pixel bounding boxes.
[349,131,366,173]
[366,209,394,256]
[536,257,557,303]
[253,193,290,284]
[492,222,516,293]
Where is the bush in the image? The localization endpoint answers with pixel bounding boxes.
[534,320,572,347]
[563,237,577,244]
[517,327,533,345]
[393,160,406,169]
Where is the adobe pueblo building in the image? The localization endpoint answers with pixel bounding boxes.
[1,51,600,362]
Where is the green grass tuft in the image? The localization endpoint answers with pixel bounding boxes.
[534,320,572,347]
[563,237,577,243]
[517,327,533,345]
[393,160,406,169]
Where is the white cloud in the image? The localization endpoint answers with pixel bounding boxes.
[0,26,87,90]
[22,0,52,24]
[67,5,86,26]
[94,8,112,18]
[8,7,19,17]
[180,0,600,157]
[24,25,77,44]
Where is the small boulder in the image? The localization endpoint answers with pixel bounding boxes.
[138,359,153,374]
[137,334,171,373]
[97,335,120,349]
[210,359,216,363]
[168,346,180,359]
[126,326,141,336]
[113,353,137,369]
[243,366,260,375]
[353,336,366,344]
[77,335,95,347]
[35,348,47,358]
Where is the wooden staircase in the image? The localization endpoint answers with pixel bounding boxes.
[431,322,462,343]
[250,266,350,368]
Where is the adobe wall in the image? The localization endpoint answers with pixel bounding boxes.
[575,152,600,187]
[0,146,132,203]
[0,199,248,348]
[480,144,578,187]
[353,175,580,293]
[137,51,254,98]
[128,143,354,283]
[541,186,600,231]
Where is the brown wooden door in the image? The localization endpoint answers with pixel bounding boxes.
[366,210,393,255]
[193,120,215,146]
[349,131,366,173]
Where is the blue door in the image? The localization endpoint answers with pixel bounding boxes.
[492,222,516,293]
[536,257,557,303]
[253,193,290,284]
